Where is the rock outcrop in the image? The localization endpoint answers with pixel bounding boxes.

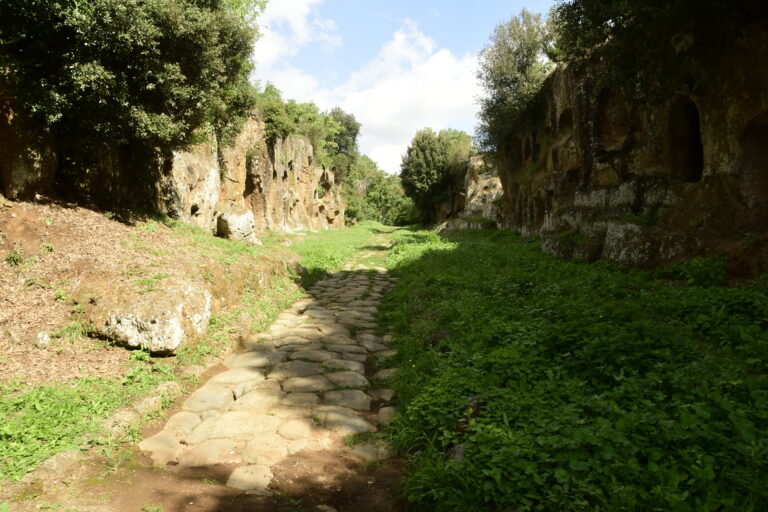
[436,154,504,232]
[492,27,768,276]
[158,117,344,239]
[0,98,57,200]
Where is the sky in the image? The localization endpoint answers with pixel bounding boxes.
[252,0,555,174]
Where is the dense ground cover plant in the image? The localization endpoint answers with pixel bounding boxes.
[380,228,768,511]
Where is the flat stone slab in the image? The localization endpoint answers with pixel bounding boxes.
[278,418,318,439]
[340,353,368,363]
[139,432,182,466]
[324,344,367,354]
[322,359,365,373]
[164,411,202,434]
[268,360,322,380]
[243,433,288,465]
[209,367,265,384]
[178,439,239,467]
[282,392,321,407]
[323,390,371,411]
[225,351,287,369]
[378,406,396,425]
[289,350,336,362]
[283,375,333,393]
[314,405,376,436]
[227,465,273,495]
[182,386,234,413]
[230,388,285,412]
[210,411,282,439]
[326,371,370,389]
[359,339,389,352]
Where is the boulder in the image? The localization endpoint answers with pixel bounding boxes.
[216,210,261,245]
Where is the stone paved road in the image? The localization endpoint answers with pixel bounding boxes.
[140,262,398,496]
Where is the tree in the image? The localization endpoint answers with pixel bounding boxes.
[341,155,417,226]
[551,0,767,94]
[0,0,263,203]
[476,9,553,151]
[400,128,473,223]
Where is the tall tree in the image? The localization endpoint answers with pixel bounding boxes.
[400,128,473,223]
[476,9,553,151]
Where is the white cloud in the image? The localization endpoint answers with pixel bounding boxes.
[254,0,340,73]
[255,14,481,175]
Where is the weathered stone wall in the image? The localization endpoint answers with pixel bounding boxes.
[435,154,504,232]
[158,117,344,242]
[495,26,768,276]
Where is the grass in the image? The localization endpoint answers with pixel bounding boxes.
[0,353,175,482]
[132,272,170,294]
[292,221,390,286]
[380,227,768,511]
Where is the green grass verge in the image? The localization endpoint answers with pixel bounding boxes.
[292,221,389,287]
[0,352,174,482]
[380,228,768,511]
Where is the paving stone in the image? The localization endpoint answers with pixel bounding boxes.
[293,328,324,340]
[322,359,365,373]
[283,375,333,393]
[164,411,201,434]
[273,335,312,347]
[230,388,285,412]
[339,352,368,363]
[231,378,281,399]
[326,371,370,389]
[278,418,318,439]
[243,433,288,465]
[317,324,351,337]
[227,465,273,495]
[184,416,219,444]
[267,406,312,419]
[374,368,398,381]
[209,367,265,384]
[323,390,371,410]
[280,342,324,352]
[324,344,367,354]
[378,406,396,425]
[289,350,336,362]
[314,405,376,436]
[374,349,397,359]
[321,334,357,345]
[349,442,378,462]
[178,439,239,467]
[224,351,286,369]
[382,334,394,344]
[139,432,182,466]
[371,388,395,402]
[210,411,282,439]
[359,339,388,352]
[282,392,321,407]
[268,360,322,380]
[182,386,234,413]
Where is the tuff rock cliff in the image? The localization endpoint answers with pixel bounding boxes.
[486,27,767,276]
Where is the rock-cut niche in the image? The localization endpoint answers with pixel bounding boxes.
[739,112,768,211]
[668,96,704,183]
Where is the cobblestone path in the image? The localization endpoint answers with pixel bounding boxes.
[140,261,399,497]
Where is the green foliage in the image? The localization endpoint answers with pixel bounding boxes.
[0,0,262,196]
[292,222,386,287]
[4,247,23,267]
[551,1,763,94]
[400,128,474,223]
[380,228,768,510]
[476,9,554,150]
[342,156,418,226]
[0,357,174,481]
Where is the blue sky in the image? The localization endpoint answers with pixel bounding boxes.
[253,0,555,173]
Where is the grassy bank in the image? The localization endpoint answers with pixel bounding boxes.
[380,228,768,511]
[0,221,382,485]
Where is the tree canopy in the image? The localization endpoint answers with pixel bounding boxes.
[476,9,553,151]
[400,128,473,223]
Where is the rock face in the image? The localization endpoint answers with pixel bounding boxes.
[436,154,504,232]
[158,117,345,237]
[492,30,768,276]
[89,278,212,353]
[0,98,57,200]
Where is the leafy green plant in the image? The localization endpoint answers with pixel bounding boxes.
[40,242,55,253]
[133,273,170,294]
[380,227,768,510]
[4,247,23,266]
